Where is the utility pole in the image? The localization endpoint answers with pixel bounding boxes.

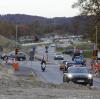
[16,25,18,48]
[95,26,98,50]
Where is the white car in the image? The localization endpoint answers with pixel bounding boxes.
[51,44,56,47]
[54,54,64,60]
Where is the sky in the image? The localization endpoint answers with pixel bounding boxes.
[0,0,79,18]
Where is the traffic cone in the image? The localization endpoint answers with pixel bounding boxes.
[12,59,19,71]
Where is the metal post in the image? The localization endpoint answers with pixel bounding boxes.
[16,25,18,48]
[95,26,98,50]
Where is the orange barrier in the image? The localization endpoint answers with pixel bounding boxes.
[12,62,19,71]
[92,63,100,73]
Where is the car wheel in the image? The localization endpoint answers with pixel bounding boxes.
[86,80,93,87]
[89,79,93,86]
[89,82,93,86]
[66,77,70,83]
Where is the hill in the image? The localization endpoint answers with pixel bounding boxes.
[0,35,17,52]
[0,14,96,38]
[0,14,71,25]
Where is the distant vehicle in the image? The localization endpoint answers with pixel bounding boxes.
[60,60,68,70]
[54,54,64,60]
[50,44,56,47]
[7,51,26,61]
[73,55,85,65]
[63,66,93,86]
[72,52,81,60]
[60,61,75,71]
[63,48,74,55]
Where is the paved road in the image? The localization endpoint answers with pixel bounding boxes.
[16,45,100,88]
[35,46,100,87]
[19,61,63,84]
[18,60,100,89]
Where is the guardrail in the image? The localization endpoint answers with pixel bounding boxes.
[21,41,51,47]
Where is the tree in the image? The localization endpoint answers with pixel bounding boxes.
[72,0,100,49]
[72,0,100,16]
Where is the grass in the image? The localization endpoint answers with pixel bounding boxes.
[83,50,92,58]
[72,43,93,58]
[0,35,22,53]
[56,42,93,58]
[56,47,65,52]
[72,43,93,50]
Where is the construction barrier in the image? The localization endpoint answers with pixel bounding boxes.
[12,62,19,71]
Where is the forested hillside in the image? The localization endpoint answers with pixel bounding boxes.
[0,14,97,39]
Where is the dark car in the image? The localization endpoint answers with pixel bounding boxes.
[63,66,93,86]
[72,52,81,60]
[63,48,74,55]
[7,51,26,61]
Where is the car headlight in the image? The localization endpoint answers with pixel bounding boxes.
[88,74,93,79]
[67,74,73,79]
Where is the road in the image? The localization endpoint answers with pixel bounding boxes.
[16,45,100,89]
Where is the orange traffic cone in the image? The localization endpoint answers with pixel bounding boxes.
[12,59,19,71]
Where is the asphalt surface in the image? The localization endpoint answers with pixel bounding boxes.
[17,45,100,89]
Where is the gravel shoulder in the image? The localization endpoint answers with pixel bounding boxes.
[0,63,100,99]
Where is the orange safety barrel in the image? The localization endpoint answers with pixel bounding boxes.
[12,62,19,71]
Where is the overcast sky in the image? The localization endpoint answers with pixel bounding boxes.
[0,0,79,18]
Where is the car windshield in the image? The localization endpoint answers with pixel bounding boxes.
[68,67,88,73]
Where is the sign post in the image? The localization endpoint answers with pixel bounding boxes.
[92,49,98,60]
[15,48,19,60]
